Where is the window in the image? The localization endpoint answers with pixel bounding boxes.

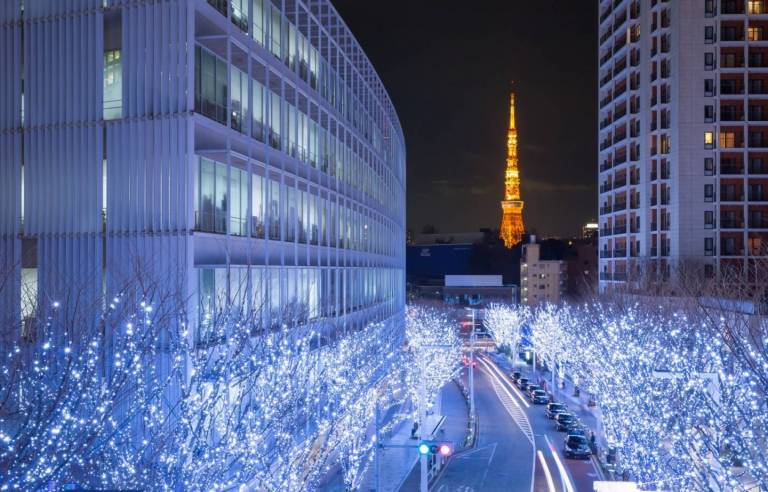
[252,80,265,142]
[251,173,264,238]
[704,105,714,122]
[103,50,122,120]
[270,8,282,58]
[704,237,714,256]
[749,26,764,41]
[720,131,738,148]
[704,157,714,175]
[195,46,228,124]
[749,0,767,15]
[231,0,247,32]
[705,26,715,43]
[197,157,229,234]
[252,0,265,45]
[705,52,715,70]
[704,131,715,148]
[230,168,248,236]
[704,210,715,229]
[268,178,281,240]
[704,183,715,202]
[705,79,715,96]
[230,67,248,134]
[269,92,282,149]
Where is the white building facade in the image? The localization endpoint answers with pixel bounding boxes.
[0,0,406,344]
[598,0,768,292]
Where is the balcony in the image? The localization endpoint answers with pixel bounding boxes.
[614,201,628,211]
[721,191,744,201]
[613,225,627,234]
[600,183,612,193]
[721,159,744,174]
[600,227,613,236]
[749,190,767,201]
[207,0,227,16]
[614,178,627,189]
[750,214,768,227]
[600,205,613,215]
[721,218,745,228]
[722,1,745,14]
[600,250,612,258]
[600,161,613,172]
[750,160,768,173]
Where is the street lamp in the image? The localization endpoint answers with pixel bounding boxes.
[464,306,476,420]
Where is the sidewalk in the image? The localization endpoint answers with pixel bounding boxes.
[397,380,469,491]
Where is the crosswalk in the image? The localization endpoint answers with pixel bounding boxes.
[478,356,535,445]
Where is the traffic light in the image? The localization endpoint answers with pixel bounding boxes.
[417,440,454,457]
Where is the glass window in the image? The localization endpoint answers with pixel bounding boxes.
[704,157,714,175]
[268,178,281,240]
[252,80,265,142]
[251,173,264,237]
[215,161,228,233]
[270,8,282,59]
[704,131,714,148]
[704,183,715,201]
[231,67,248,133]
[252,0,265,45]
[199,157,216,231]
[230,168,248,236]
[270,92,281,149]
[103,50,122,120]
[195,46,228,124]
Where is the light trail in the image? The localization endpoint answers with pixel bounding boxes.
[537,450,556,492]
[545,435,575,492]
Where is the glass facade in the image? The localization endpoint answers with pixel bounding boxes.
[193,0,406,343]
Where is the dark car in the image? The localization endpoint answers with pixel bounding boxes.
[516,377,530,391]
[511,371,521,382]
[568,425,587,437]
[545,402,568,419]
[555,413,579,432]
[530,389,549,404]
[525,384,541,399]
[563,435,591,459]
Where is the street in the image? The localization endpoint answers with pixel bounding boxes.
[429,354,600,492]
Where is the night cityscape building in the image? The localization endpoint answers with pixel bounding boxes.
[500,92,525,248]
[0,0,405,369]
[598,0,768,292]
[520,235,566,306]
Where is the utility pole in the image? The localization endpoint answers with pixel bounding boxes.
[468,307,476,420]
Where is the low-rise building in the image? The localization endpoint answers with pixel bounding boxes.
[521,236,567,306]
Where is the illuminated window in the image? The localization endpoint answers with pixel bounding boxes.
[720,131,737,148]
[704,131,714,148]
[103,50,122,120]
[749,0,766,15]
[749,26,764,41]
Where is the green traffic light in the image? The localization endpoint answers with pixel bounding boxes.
[418,443,430,455]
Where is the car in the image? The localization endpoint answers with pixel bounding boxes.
[530,389,549,404]
[563,434,591,459]
[554,413,579,432]
[515,377,530,390]
[511,371,521,382]
[567,425,587,437]
[545,402,568,419]
[526,384,541,398]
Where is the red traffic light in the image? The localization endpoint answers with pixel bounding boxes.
[418,440,454,457]
[438,444,452,456]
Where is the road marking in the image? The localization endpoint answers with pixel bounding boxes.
[545,435,575,492]
[477,357,534,444]
[481,355,531,408]
[537,450,556,492]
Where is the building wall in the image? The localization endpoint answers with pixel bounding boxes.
[597,0,768,292]
[0,0,406,346]
[520,242,566,306]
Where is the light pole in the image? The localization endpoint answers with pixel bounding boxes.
[465,307,476,420]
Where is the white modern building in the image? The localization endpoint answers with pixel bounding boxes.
[520,237,566,306]
[598,0,768,292]
[0,0,406,344]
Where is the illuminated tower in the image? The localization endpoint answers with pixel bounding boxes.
[500,92,525,247]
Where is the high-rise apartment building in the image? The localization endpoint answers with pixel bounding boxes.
[598,0,768,292]
[0,0,406,343]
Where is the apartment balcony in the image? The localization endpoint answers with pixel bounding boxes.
[721,158,744,174]
[600,139,613,151]
[750,160,768,173]
[207,0,227,16]
[721,191,744,201]
[600,161,613,172]
[614,201,628,211]
[749,55,768,68]
[600,205,613,215]
[750,214,768,227]
[721,80,745,95]
[749,1,768,14]
[721,218,745,228]
[613,225,627,234]
[749,191,768,201]
[600,183,612,193]
[600,227,613,237]
[721,0,745,14]
[600,250,612,259]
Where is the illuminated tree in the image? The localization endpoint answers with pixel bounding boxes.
[484,303,529,355]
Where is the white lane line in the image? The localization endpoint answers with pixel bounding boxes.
[477,357,534,444]
[544,435,575,492]
[537,450,556,492]
[481,355,531,408]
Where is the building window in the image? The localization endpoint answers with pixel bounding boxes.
[230,67,248,134]
[749,0,767,15]
[704,131,715,148]
[704,105,714,122]
[720,131,738,148]
[705,26,715,43]
[704,237,715,256]
[251,173,265,238]
[704,210,715,229]
[704,157,714,175]
[197,157,229,234]
[705,52,715,70]
[705,0,715,16]
[704,183,715,202]
[195,46,228,124]
[252,0,266,45]
[270,8,282,59]
[705,79,715,96]
[252,80,266,142]
[103,50,122,120]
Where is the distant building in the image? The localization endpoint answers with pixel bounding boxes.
[582,222,599,239]
[565,238,598,300]
[442,275,518,306]
[521,236,567,306]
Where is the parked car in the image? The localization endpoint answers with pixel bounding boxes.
[555,413,579,432]
[516,377,530,390]
[563,435,591,459]
[567,425,587,437]
[530,389,549,404]
[526,384,541,397]
[511,371,521,382]
[545,402,568,419]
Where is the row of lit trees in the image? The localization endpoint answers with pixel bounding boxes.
[0,269,461,491]
[485,298,768,491]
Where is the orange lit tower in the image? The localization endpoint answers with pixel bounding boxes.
[500,92,525,247]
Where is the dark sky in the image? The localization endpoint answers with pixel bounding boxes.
[332,1,598,239]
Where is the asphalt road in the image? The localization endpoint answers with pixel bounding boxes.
[429,355,600,492]
[430,361,535,492]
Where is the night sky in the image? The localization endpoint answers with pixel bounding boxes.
[332,1,598,239]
